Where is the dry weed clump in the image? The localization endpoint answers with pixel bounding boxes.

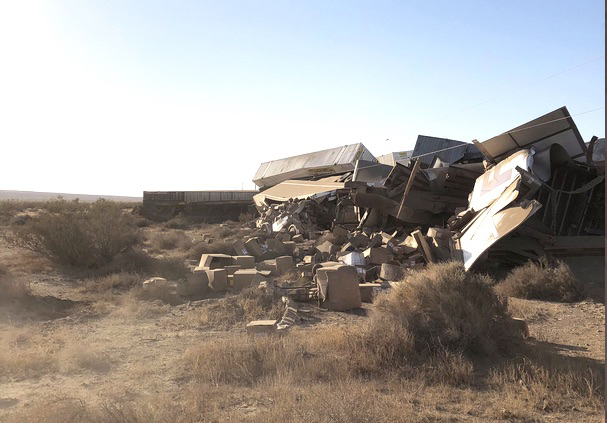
[188,240,234,258]
[183,324,476,389]
[163,215,197,229]
[495,257,585,302]
[490,345,604,412]
[149,230,192,251]
[82,272,142,293]
[201,223,239,239]
[78,247,188,281]
[183,328,355,386]
[0,200,42,224]
[0,265,32,303]
[10,199,138,269]
[186,287,284,328]
[366,261,518,359]
[184,262,518,389]
[0,326,113,379]
[2,381,446,423]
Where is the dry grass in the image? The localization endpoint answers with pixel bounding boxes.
[495,257,585,302]
[188,240,234,258]
[79,247,189,281]
[82,272,142,293]
[148,230,192,251]
[182,326,475,388]
[273,269,304,287]
[4,347,603,423]
[0,265,32,303]
[200,222,240,239]
[182,263,520,387]
[185,286,284,329]
[0,326,113,379]
[507,297,550,322]
[163,215,196,229]
[490,343,604,412]
[0,233,602,423]
[1,381,476,423]
[109,290,174,318]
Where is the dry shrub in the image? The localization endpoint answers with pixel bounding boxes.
[163,215,195,229]
[112,292,173,318]
[0,200,43,224]
[186,286,284,328]
[204,224,238,239]
[82,272,142,293]
[188,240,234,258]
[79,247,188,281]
[495,257,585,302]
[0,265,32,303]
[133,216,153,227]
[199,222,254,242]
[366,261,518,359]
[152,256,189,280]
[10,199,138,269]
[149,230,192,251]
[274,269,303,287]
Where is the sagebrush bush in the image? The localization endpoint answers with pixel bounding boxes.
[364,261,519,359]
[10,199,138,269]
[0,200,42,224]
[495,257,584,302]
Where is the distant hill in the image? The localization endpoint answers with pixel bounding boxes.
[0,190,142,203]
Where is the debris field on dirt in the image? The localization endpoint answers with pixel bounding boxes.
[150,106,604,331]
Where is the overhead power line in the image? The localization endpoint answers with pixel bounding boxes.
[419,55,605,129]
[410,106,605,160]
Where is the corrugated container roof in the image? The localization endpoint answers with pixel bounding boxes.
[411,135,479,166]
[377,151,413,166]
[476,106,587,163]
[253,143,376,188]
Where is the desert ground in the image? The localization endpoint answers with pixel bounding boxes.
[0,200,604,422]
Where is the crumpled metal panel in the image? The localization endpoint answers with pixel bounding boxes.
[468,150,533,212]
[253,176,345,207]
[456,177,542,270]
[475,107,587,163]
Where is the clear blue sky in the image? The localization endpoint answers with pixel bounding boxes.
[0,0,604,196]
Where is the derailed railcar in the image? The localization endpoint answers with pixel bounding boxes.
[142,190,258,222]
